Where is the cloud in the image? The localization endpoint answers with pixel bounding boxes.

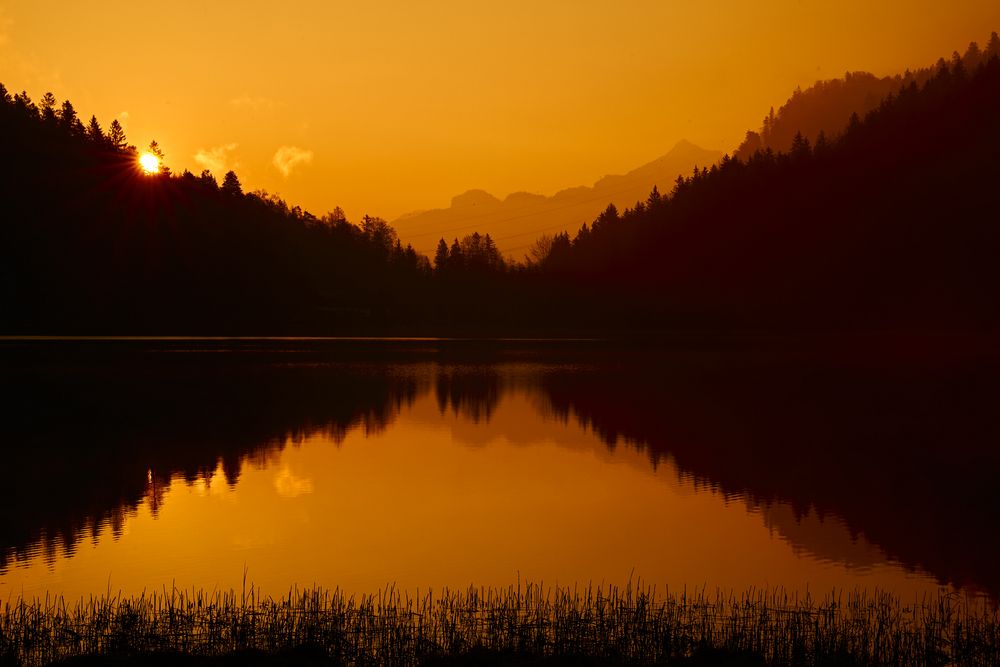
[229,95,281,112]
[193,142,239,175]
[274,467,313,498]
[273,145,313,177]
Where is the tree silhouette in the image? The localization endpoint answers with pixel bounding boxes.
[527,234,555,266]
[86,115,104,143]
[360,215,397,254]
[1,33,998,335]
[107,119,128,150]
[198,169,217,189]
[59,100,83,135]
[789,131,811,161]
[39,92,57,123]
[221,170,242,196]
[988,32,1000,59]
[434,238,449,273]
[448,238,464,271]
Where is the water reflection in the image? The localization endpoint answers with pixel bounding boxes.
[2,339,998,599]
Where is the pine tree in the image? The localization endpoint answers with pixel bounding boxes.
[146,140,171,174]
[813,130,829,157]
[434,238,449,273]
[198,170,217,189]
[483,234,502,270]
[448,238,464,271]
[593,203,619,233]
[39,92,57,122]
[790,131,811,161]
[13,91,38,117]
[987,32,1000,60]
[59,100,81,134]
[846,112,862,135]
[762,106,776,145]
[107,119,128,150]
[647,185,662,208]
[86,115,104,143]
[221,170,243,196]
[963,41,981,68]
[951,51,966,79]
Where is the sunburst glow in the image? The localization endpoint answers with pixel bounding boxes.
[139,152,160,174]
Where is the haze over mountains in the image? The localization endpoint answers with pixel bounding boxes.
[2,31,998,334]
[393,140,723,259]
[735,32,1000,160]
[395,32,1000,260]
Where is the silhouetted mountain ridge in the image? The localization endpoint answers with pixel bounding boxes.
[734,32,1000,160]
[394,139,723,258]
[1,33,998,334]
[516,48,1000,332]
[0,86,431,334]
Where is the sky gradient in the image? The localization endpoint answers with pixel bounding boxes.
[2,1,998,220]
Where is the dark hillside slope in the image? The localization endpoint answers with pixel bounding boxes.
[535,56,1000,332]
[2,48,998,335]
[733,32,1000,160]
[0,89,430,334]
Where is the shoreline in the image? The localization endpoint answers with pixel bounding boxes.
[3,583,997,666]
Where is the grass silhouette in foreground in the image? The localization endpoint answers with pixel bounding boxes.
[2,582,997,666]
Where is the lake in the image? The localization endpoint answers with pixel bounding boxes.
[2,337,998,603]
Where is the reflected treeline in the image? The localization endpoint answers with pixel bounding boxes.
[537,341,1000,597]
[3,340,999,598]
[0,341,432,571]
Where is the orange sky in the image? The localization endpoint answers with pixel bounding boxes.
[1,1,997,221]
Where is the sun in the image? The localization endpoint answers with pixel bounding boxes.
[139,152,160,174]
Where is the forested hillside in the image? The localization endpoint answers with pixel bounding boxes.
[2,40,998,334]
[527,53,1000,331]
[0,90,430,333]
[733,32,1000,160]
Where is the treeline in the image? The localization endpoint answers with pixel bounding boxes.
[515,49,1000,331]
[539,349,1000,596]
[0,88,431,333]
[2,37,999,333]
[734,32,1000,160]
[1,342,429,571]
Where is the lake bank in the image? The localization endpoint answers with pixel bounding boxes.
[4,583,997,667]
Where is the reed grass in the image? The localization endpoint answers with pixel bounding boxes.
[1,582,997,666]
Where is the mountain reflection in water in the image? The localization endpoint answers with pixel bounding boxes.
[2,339,998,599]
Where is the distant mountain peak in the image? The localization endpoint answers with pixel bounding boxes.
[593,140,723,190]
[396,140,723,257]
[450,189,501,208]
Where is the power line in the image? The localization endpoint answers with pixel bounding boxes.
[492,219,588,242]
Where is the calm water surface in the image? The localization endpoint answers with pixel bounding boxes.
[2,339,997,602]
